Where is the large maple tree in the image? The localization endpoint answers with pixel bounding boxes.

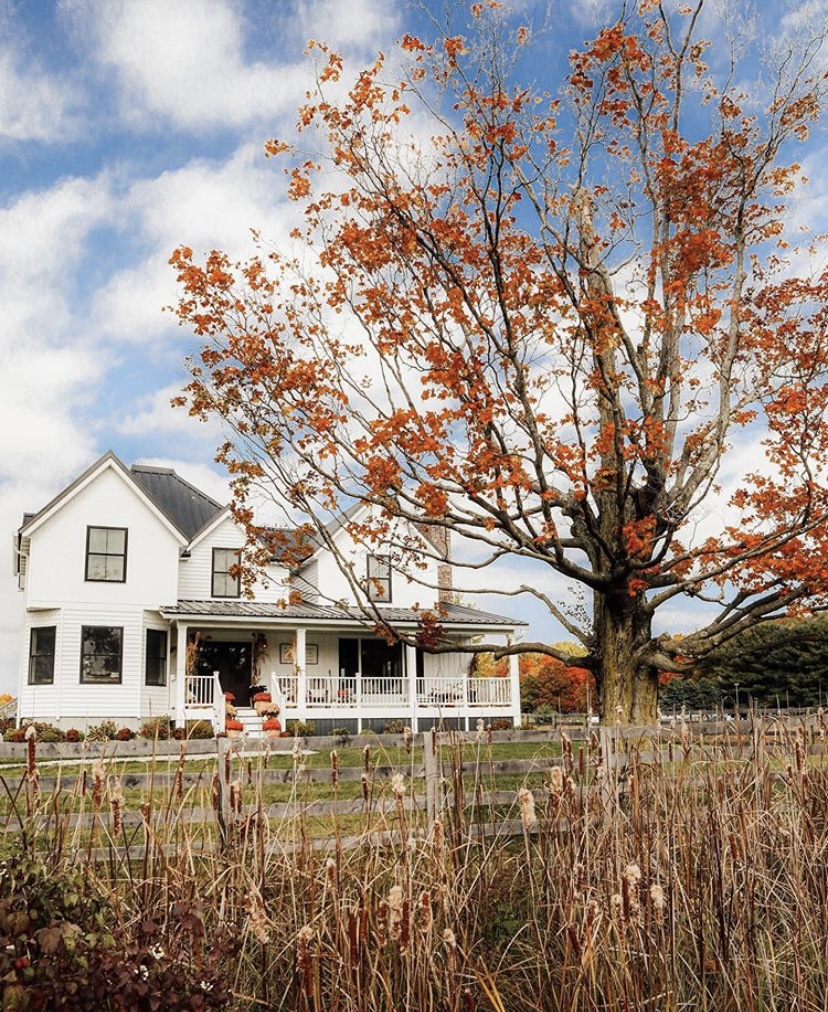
[172,1,828,722]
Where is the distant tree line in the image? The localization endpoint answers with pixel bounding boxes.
[511,617,828,715]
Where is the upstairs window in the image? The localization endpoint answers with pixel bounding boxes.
[28,626,56,685]
[86,526,127,582]
[212,548,241,598]
[145,628,168,687]
[80,626,123,684]
[366,554,392,602]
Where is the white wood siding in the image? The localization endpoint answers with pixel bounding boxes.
[25,466,180,608]
[179,516,289,602]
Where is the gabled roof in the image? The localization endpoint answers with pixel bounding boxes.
[19,451,225,543]
[130,464,225,541]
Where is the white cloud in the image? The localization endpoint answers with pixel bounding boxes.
[292,0,400,50]
[74,0,309,131]
[0,48,81,143]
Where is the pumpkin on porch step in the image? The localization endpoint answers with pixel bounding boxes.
[262,718,282,738]
[225,718,244,739]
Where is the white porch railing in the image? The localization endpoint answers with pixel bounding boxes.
[303,675,409,708]
[185,671,225,732]
[468,677,512,706]
[185,673,215,707]
[417,677,465,706]
[263,673,512,711]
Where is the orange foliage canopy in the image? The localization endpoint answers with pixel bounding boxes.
[171,3,828,722]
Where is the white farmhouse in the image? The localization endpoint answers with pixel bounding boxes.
[13,452,523,733]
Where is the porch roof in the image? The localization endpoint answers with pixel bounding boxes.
[159,599,524,631]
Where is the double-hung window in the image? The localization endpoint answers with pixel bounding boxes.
[212,548,241,598]
[366,554,392,602]
[85,526,127,582]
[80,626,123,684]
[28,626,56,685]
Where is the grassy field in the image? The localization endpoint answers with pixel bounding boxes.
[2,720,828,1009]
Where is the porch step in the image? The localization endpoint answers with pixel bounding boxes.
[234,707,265,740]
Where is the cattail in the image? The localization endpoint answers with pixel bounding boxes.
[463,987,477,1011]
[92,756,105,811]
[361,772,369,802]
[292,736,302,765]
[25,724,37,778]
[297,924,314,992]
[572,861,586,898]
[622,863,641,922]
[392,772,406,799]
[330,749,339,787]
[518,787,537,830]
[363,743,371,772]
[486,723,492,746]
[389,885,404,940]
[230,779,244,816]
[432,815,443,851]
[442,927,457,950]
[795,734,806,772]
[650,883,666,920]
[140,801,151,827]
[403,726,413,753]
[419,890,432,931]
[475,718,485,744]
[247,886,270,944]
[582,898,600,945]
[548,766,563,801]
[110,779,123,837]
[325,856,337,886]
[377,899,388,947]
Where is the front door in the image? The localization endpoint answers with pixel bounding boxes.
[198,641,252,706]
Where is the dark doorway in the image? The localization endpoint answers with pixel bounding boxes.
[197,640,252,705]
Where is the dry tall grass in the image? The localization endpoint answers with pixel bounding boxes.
[3,719,828,1010]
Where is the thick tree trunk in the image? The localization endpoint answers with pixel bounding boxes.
[593,592,659,725]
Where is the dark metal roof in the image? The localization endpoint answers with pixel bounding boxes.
[130,465,225,541]
[159,599,524,628]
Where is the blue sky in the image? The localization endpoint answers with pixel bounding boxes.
[1,0,826,694]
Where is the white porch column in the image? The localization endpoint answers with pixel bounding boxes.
[295,628,307,712]
[406,644,418,733]
[508,646,521,727]
[175,623,188,725]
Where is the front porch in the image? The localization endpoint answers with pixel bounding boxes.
[169,618,521,734]
[182,668,516,733]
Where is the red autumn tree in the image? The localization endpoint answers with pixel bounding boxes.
[171,1,828,722]
[519,654,596,714]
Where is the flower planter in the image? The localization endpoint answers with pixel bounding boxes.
[226,729,243,739]
[265,729,282,739]
[254,702,272,716]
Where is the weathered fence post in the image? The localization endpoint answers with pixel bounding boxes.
[424,727,439,828]
[216,736,232,847]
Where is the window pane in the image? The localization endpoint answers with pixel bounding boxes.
[87,555,107,580]
[80,626,123,683]
[145,629,167,686]
[88,527,108,552]
[106,528,126,553]
[106,557,125,581]
[29,626,56,685]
